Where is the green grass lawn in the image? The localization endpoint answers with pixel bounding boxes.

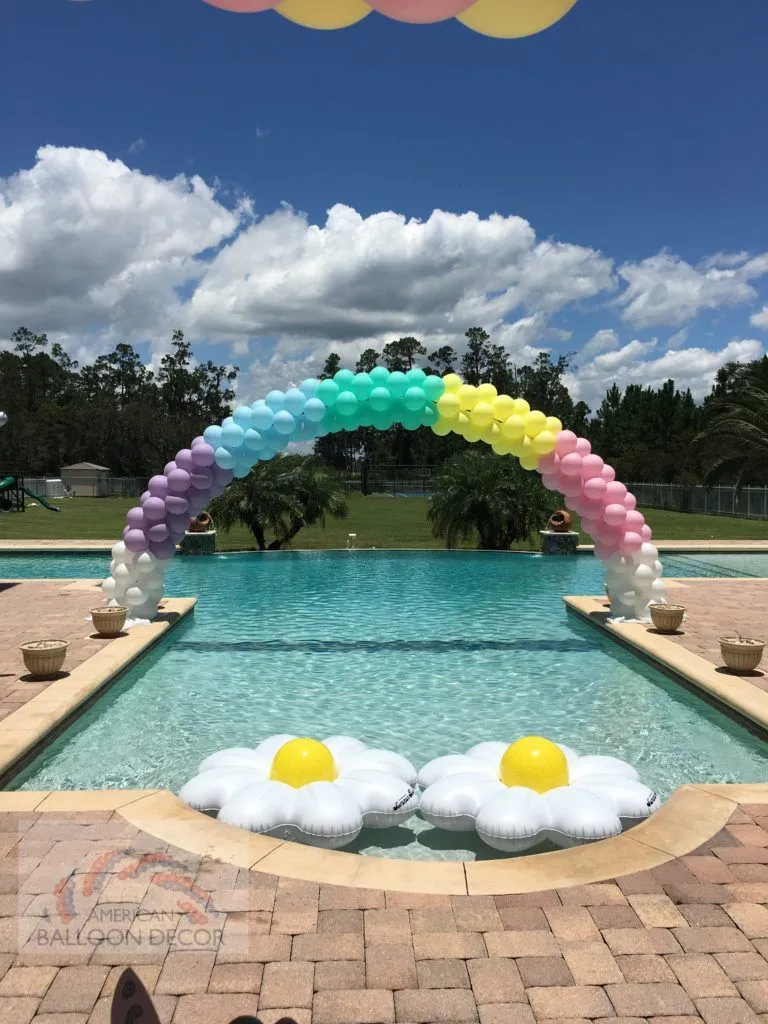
[1,494,766,550]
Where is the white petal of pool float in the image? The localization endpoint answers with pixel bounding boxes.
[418,736,660,853]
[179,735,419,849]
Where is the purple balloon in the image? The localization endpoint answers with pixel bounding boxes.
[150,538,177,560]
[191,442,216,468]
[176,448,195,473]
[189,468,213,491]
[213,466,234,487]
[148,475,169,498]
[125,529,149,553]
[164,461,177,476]
[126,507,145,530]
[192,436,206,448]
[165,494,189,516]
[122,525,130,539]
[140,490,151,504]
[167,468,191,493]
[166,512,190,534]
[209,481,225,498]
[142,496,167,521]
[147,522,170,543]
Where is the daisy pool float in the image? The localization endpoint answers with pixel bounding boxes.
[419,736,660,853]
[179,734,419,849]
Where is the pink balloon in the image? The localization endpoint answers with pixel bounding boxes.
[625,510,645,532]
[581,498,607,519]
[641,524,653,541]
[368,0,474,21]
[558,474,584,497]
[594,541,618,561]
[601,464,616,483]
[620,531,643,555]
[623,492,637,510]
[560,453,583,477]
[537,452,559,474]
[555,430,578,457]
[599,525,625,548]
[580,517,601,537]
[540,473,560,492]
[604,481,628,504]
[200,0,279,10]
[604,503,628,527]
[583,477,607,501]
[574,437,592,456]
[581,454,604,480]
[565,496,585,515]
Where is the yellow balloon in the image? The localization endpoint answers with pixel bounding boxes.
[519,452,540,471]
[491,438,512,456]
[276,0,371,28]
[475,382,497,403]
[532,429,556,455]
[480,421,500,444]
[491,394,514,421]
[501,414,525,441]
[512,397,530,416]
[442,373,463,393]
[524,410,547,437]
[457,383,478,411]
[499,736,568,793]
[507,434,532,458]
[462,424,483,443]
[458,0,578,38]
[470,401,494,428]
[437,392,460,420]
[431,419,453,436]
[270,738,337,788]
[545,416,563,435]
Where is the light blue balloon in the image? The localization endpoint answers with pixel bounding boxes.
[214,446,236,470]
[300,377,320,397]
[222,416,235,429]
[233,457,254,479]
[232,405,252,429]
[295,418,316,441]
[203,425,223,447]
[251,403,274,431]
[272,410,296,435]
[303,397,327,423]
[244,428,264,452]
[284,388,306,416]
[265,390,285,412]
[221,422,245,449]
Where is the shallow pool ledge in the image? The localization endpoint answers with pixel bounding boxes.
[0,597,196,785]
[564,593,768,733]
[1,782,760,895]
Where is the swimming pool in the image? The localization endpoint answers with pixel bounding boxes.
[4,549,768,861]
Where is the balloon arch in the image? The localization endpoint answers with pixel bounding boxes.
[103,368,667,622]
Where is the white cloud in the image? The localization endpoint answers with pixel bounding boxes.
[751,305,768,329]
[618,251,768,329]
[580,328,619,360]
[128,138,146,156]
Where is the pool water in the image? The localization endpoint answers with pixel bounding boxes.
[4,549,768,861]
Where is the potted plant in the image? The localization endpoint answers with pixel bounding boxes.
[719,633,766,673]
[90,606,128,637]
[20,639,69,679]
[649,603,686,634]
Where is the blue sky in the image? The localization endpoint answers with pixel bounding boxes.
[1,0,767,407]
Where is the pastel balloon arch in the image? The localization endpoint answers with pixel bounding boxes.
[71,0,579,38]
[104,368,667,622]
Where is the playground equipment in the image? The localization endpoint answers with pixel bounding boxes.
[0,474,61,513]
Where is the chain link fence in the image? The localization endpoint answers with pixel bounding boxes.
[628,482,768,519]
[24,476,148,499]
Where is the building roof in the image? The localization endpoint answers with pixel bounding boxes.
[61,462,110,471]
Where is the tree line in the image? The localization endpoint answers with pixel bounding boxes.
[1,324,765,486]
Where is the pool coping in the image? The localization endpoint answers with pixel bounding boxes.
[0,594,196,786]
[564,593,768,733]
[3,782,768,895]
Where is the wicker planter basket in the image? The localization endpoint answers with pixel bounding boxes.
[719,636,765,673]
[91,606,127,637]
[649,603,686,634]
[20,640,69,679]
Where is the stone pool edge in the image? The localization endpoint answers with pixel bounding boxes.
[564,593,768,732]
[0,595,196,785]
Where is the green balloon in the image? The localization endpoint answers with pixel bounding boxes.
[369,366,390,386]
[323,408,341,433]
[334,368,355,389]
[423,374,446,402]
[317,378,340,407]
[403,386,427,412]
[372,409,395,430]
[421,403,439,427]
[405,367,427,386]
[401,412,422,431]
[336,390,359,418]
[350,372,373,401]
[369,386,393,412]
[357,404,375,428]
[387,371,408,399]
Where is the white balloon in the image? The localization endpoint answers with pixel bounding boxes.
[113,563,134,584]
[101,576,117,600]
[634,563,655,585]
[653,559,664,576]
[135,552,156,575]
[125,586,147,608]
[638,542,659,564]
[651,578,668,602]
[111,541,129,563]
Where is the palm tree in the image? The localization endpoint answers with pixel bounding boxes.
[208,454,348,550]
[695,370,768,489]
[427,448,556,550]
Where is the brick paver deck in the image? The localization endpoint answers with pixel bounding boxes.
[0,580,114,722]
[4,804,768,1023]
[661,579,767,688]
